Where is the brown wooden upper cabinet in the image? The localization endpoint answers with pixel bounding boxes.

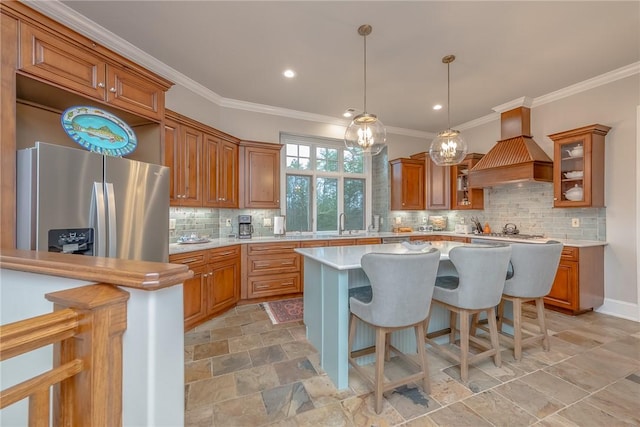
[240,141,282,209]
[204,134,239,208]
[1,1,173,248]
[165,110,239,208]
[451,153,484,210]
[549,124,610,208]
[165,115,203,206]
[410,152,450,210]
[390,158,425,210]
[19,21,170,121]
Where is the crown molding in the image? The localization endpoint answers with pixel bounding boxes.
[492,96,534,113]
[531,61,640,108]
[22,1,640,139]
[457,113,499,131]
[458,62,640,131]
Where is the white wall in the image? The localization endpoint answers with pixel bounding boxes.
[166,74,639,319]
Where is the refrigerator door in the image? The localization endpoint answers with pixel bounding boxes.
[26,142,104,252]
[105,156,169,262]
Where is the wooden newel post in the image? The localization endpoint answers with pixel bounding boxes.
[45,284,130,427]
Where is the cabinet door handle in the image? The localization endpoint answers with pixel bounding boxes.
[214,251,236,257]
[110,87,117,93]
[97,82,105,88]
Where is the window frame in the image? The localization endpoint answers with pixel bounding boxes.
[280,133,372,235]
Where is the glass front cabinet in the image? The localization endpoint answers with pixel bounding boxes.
[549,124,610,208]
[451,153,484,210]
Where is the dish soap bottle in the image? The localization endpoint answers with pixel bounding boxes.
[483,222,491,234]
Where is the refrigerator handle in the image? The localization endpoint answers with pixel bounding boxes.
[91,182,107,257]
[105,182,117,258]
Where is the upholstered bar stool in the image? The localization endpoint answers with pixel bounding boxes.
[348,249,440,414]
[425,245,512,382]
[497,241,563,360]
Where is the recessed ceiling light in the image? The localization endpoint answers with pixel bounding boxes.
[283,69,296,78]
[433,104,443,110]
[343,108,356,118]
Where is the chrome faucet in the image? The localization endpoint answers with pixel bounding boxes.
[338,213,346,235]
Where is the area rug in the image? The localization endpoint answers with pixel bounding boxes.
[263,298,303,325]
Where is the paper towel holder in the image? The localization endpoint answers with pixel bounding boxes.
[273,215,286,236]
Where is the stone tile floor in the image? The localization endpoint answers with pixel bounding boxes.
[184,304,640,426]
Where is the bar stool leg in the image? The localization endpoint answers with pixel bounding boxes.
[415,322,430,393]
[512,298,523,360]
[536,297,550,351]
[459,310,470,382]
[374,327,387,414]
[497,300,505,331]
[385,332,392,362]
[449,311,457,344]
[487,306,502,367]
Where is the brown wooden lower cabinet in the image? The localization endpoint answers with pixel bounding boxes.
[448,236,471,243]
[354,237,382,245]
[170,245,240,330]
[242,241,302,300]
[327,239,356,246]
[411,235,444,242]
[544,245,604,315]
[207,246,241,314]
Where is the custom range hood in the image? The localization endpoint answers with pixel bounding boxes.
[469,106,553,188]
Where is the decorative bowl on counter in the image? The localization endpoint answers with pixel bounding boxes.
[564,184,584,201]
[566,145,583,157]
[177,234,210,244]
[564,170,584,179]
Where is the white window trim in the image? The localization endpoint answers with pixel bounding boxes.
[280,132,372,234]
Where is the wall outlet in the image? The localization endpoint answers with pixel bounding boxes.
[422,217,428,223]
[571,218,580,227]
[263,217,272,227]
[395,217,402,225]
[225,218,232,227]
[169,218,176,230]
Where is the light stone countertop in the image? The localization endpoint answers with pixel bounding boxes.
[294,241,463,270]
[169,231,606,256]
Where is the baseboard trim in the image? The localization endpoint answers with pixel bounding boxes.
[595,298,640,322]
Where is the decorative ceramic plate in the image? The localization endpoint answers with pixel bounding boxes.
[564,171,584,179]
[61,106,137,156]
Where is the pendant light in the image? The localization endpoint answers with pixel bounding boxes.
[429,55,468,165]
[344,24,386,156]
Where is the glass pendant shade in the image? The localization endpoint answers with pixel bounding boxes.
[429,54,467,165]
[344,24,386,156]
[344,112,386,156]
[429,128,467,165]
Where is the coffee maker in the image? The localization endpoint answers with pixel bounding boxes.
[238,215,253,239]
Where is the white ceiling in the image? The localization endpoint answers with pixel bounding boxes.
[53,1,639,135]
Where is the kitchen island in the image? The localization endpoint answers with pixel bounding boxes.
[295,240,466,389]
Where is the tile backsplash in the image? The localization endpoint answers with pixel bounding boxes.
[170,181,605,242]
[389,181,605,241]
[169,207,282,243]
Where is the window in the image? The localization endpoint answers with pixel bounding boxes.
[282,134,369,234]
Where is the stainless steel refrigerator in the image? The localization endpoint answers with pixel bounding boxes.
[17,142,169,262]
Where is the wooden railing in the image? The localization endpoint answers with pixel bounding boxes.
[0,284,129,426]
